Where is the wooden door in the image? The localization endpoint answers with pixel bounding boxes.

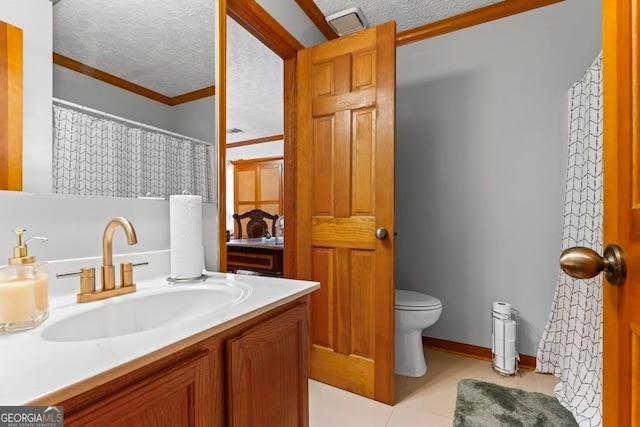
[296,21,396,404]
[602,0,640,425]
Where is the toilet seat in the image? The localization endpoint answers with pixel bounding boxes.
[395,289,442,311]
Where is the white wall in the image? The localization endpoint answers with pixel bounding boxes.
[256,0,326,47]
[170,97,217,143]
[53,66,175,134]
[395,0,601,356]
[0,0,219,270]
[0,0,52,193]
[0,192,218,270]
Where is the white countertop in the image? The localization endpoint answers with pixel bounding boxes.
[0,263,319,405]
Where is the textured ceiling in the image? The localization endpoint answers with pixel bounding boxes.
[53,0,508,142]
[53,0,216,98]
[53,0,282,142]
[313,0,506,32]
[227,18,283,142]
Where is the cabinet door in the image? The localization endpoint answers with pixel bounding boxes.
[227,304,309,427]
[233,157,284,237]
[64,351,215,427]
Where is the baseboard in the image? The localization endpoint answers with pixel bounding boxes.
[422,336,537,370]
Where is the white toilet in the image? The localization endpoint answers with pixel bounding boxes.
[395,289,443,377]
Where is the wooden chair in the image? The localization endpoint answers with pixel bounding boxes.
[233,209,279,239]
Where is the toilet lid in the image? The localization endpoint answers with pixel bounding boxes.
[395,289,442,309]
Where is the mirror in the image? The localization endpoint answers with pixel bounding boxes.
[47,0,218,200]
[13,1,285,202]
[225,16,283,229]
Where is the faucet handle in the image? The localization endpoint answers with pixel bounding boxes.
[56,267,96,295]
[120,263,134,287]
[80,268,96,294]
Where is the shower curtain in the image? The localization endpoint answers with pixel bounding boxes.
[536,53,603,427]
[52,103,214,202]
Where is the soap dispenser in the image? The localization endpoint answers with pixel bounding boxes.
[0,229,49,332]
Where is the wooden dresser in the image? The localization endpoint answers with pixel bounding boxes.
[226,238,284,277]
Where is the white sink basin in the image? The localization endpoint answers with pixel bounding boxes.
[41,284,250,342]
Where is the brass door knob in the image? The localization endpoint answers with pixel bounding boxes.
[559,244,626,286]
[375,227,389,240]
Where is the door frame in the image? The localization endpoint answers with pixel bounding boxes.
[602,0,637,424]
[220,0,622,421]
[218,0,299,277]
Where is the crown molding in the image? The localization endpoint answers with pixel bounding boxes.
[53,53,215,106]
[396,0,564,46]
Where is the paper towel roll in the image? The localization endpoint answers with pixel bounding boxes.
[170,195,204,279]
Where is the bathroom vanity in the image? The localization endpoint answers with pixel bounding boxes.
[56,297,308,427]
[0,252,319,427]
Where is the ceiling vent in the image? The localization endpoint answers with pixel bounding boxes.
[326,7,369,37]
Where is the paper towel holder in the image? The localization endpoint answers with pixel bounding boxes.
[491,307,520,376]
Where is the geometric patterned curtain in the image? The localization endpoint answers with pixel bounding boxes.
[536,53,603,427]
[52,101,214,202]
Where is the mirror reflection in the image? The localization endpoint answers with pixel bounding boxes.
[50,0,217,200]
[224,16,283,225]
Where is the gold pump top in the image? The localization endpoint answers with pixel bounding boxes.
[8,229,47,265]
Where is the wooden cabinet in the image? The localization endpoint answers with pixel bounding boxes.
[227,304,308,427]
[63,350,217,427]
[57,299,308,427]
[226,239,284,276]
[232,157,283,238]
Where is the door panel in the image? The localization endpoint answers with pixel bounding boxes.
[296,21,396,404]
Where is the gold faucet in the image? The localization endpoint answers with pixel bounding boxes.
[102,217,138,290]
[76,217,139,303]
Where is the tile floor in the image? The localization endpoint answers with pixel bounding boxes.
[309,348,560,426]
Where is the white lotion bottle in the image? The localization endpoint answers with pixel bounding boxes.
[0,229,49,332]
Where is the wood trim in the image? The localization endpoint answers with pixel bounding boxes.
[230,155,283,166]
[293,0,337,40]
[168,86,216,106]
[53,53,215,106]
[422,337,537,370]
[227,0,303,60]
[374,21,397,405]
[283,57,296,278]
[395,0,564,46]
[602,0,633,424]
[226,134,283,148]
[218,0,228,273]
[0,21,23,191]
